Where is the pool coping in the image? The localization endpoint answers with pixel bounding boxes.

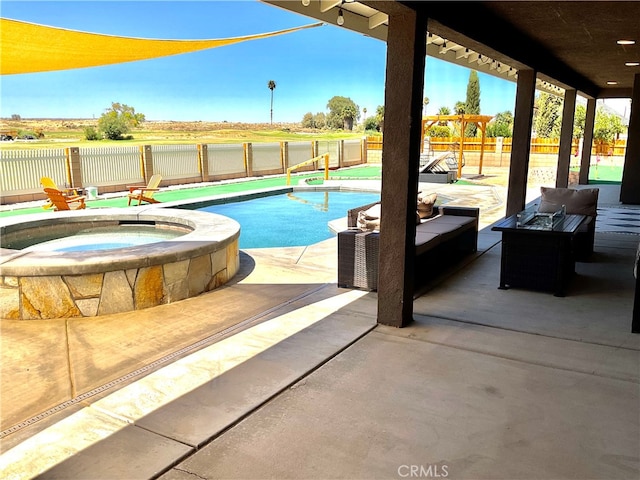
[155,183,381,212]
[0,207,240,276]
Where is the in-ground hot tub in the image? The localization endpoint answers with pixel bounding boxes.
[0,208,240,320]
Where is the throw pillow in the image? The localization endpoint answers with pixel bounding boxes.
[417,192,438,219]
[539,187,598,216]
[357,204,381,231]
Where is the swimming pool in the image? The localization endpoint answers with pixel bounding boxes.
[195,190,381,248]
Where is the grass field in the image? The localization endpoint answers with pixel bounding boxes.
[0,119,365,150]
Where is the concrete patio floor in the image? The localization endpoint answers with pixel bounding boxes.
[1,183,639,479]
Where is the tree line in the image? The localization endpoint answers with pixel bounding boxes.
[534,92,625,145]
[77,72,625,145]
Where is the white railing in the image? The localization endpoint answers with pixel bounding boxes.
[343,139,362,164]
[316,141,341,168]
[0,140,365,203]
[80,146,142,186]
[151,145,200,180]
[251,142,282,173]
[207,144,245,176]
[0,149,67,194]
[287,142,315,169]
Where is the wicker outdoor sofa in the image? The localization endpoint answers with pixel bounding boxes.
[337,201,479,291]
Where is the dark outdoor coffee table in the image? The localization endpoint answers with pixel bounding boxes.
[491,213,587,296]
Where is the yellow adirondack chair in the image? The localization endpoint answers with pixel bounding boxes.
[127,174,162,206]
[43,187,86,211]
[41,176,82,209]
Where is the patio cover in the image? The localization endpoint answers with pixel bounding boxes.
[0,18,323,75]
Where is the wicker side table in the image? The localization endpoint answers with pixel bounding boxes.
[337,229,380,291]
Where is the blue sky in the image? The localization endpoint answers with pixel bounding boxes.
[0,0,519,123]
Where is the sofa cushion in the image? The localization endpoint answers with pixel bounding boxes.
[417,192,437,219]
[426,215,476,228]
[415,232,441,256]
[417,215,476,243]
[539,187,599,216]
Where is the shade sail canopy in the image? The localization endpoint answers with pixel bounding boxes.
[0,18,323,75]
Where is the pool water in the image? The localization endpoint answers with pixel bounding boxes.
[20,225,186,252]
[196,191,381,248]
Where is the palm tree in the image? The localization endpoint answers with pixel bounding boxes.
[267,80,276,124]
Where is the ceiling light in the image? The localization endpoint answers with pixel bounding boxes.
[337,8,344,26]
[607,81,618,85]
[626,62,640,67]
[301,0,310,6]
[617,40,636,45]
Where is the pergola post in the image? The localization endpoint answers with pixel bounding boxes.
[478,121,487,175]
[458,115,466,179]
[377,6,427,328]
[579,98,596,185]
[556,88,577,187]
[506,68,537,217]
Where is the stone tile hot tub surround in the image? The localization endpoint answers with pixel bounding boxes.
[0,208,240,319]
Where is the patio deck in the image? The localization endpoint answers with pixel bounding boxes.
[1,182,638,479]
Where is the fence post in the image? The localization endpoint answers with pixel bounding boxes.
[281,141,288,172]
[361,137,367,164]
[141,145,154,182]
[198,144,209,182]
[244,142,253,177]
[65,147,83,188]
[338,139,345,168]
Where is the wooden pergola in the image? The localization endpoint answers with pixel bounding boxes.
[421,114,494,178]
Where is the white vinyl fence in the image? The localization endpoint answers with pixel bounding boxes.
[288,142,316,169]
[316,141,341,168]
[207,144,245,177]
[344,139,362,165]
[80,146,142,186]
[1,139,366,204]
[152,145,200,181]
[1,149,67,194]
[251,142,282,173]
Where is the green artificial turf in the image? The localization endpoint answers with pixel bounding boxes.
[587,165,623,184]
[0,166,384,218]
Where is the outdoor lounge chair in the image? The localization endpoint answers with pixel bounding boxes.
[41,177,84,209]
[127,174,162,206]
[41,176,82,194]
[43,187,86,211]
